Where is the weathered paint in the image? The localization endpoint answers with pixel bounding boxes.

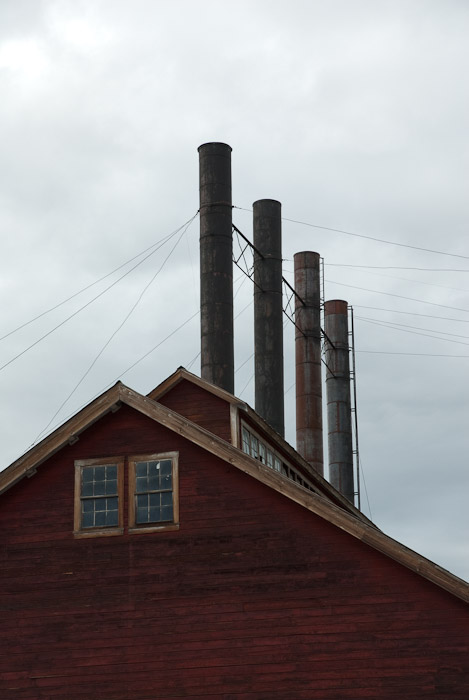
[0,401,468,698]
[294,251,323,475]
[253,199,284,437]
[156,376,232,442]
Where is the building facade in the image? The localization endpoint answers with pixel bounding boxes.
[0,368,468,698]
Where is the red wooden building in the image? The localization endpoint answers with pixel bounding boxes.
[0,366,468,698]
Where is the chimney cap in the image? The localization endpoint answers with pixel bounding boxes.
[324,299,348,314]
[294,251,321,264]
[252,198,281,207]
[198,142,232,153]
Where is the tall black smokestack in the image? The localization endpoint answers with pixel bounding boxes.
[198,142,234,394]
[294,251,323,475]
[324,299,354,503]
[253,199,284,437]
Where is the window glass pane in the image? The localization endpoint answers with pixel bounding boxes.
[259,444,266,463]
[242,427,250,453]
[135,460,173,493]
[105,479,117,495]
[106,510,118,527]
[82,469,94,483]
[105,465,117,480]
[250,436,258,459]
[274,457,282,472]
[79,463,120,530]
[95,511,106,527]
[132,456,175,526]
[161,491,172,506]
[266,450,273,468]
[148,474,160,490]
[136,461,148,478]
[106,497,118,512]
[94,480,105,496]
[149,507,161,522]
[82,482,94,497]
[161,474,172,489]
[137,507,148,523]
[81,495,119,528]
[148,461,159,474]
[136,476,148,494]
[82,511,94,528]
[159,460,172,476]
[137,494,148,508]
[149,493,160,507]
[161,505,173,521]
[81,500,93,526]
[81,465,117,498]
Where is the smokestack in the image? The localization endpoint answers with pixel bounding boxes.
[253,199,284,437]
[198,142,234,394]
[294,252,323,475]
[324,300,354,503]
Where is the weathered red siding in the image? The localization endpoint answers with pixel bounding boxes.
[156,378,233,442]
[0,404,468,698]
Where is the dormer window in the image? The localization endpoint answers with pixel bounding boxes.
[250,435,259,460]
[240,422,317,493]
[241,424,282,471]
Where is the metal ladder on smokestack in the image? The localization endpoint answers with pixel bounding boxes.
[349,306,361,511]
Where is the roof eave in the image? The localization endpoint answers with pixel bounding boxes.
[120,386,469,604]
[1,380,467,604]
[148,367,372,525]
[0,382,123,496]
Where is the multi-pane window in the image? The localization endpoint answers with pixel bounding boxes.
[250,435,259,460]
[74,453,178,537]
[129,452,178,531]
[134,459,174,524]
[240,423,316,492]
[242,427,250,454]
[241,424,283,472]
[81,464,118,528]
[74,458,123,535]
[259,443,266,464]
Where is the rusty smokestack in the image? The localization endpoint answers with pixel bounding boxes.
[294,252,323,475]
[198,142,234,394]
[253,199,284,437]
[324,299,354,503]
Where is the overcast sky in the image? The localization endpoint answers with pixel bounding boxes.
[1,0,468,581]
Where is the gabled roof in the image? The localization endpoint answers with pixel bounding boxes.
[148,367,373,523]
[1,379,468,603]
[0,382,123,496]
[148,366,245,405]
